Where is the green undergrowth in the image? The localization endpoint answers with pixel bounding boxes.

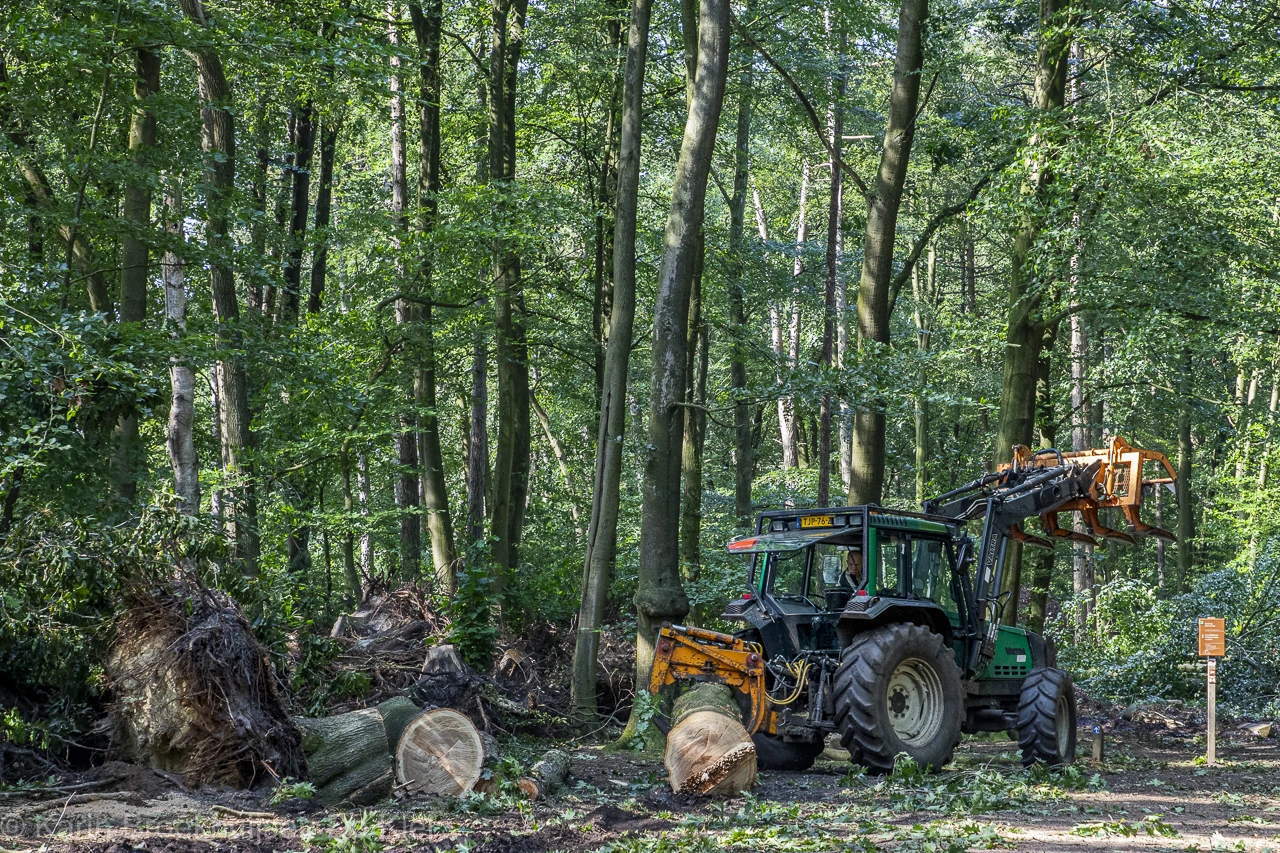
[845,754,1106,816]
[597,814,1016,853]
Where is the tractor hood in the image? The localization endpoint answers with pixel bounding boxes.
[726,526,863,554]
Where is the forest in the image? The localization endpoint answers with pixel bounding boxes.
[2,0,1280,849]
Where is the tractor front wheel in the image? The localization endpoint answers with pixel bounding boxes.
[833,623,964,774]
[751,733,826,772]
[1016,667,1077,767]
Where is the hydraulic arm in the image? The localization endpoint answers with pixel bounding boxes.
[923,436,1176,675]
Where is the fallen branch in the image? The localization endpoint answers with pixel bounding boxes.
[211,804,277,819]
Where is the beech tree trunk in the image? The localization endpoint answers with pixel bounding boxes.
[1024,321,1060,634]
[389,7,423,579]
[280,103,315,325]
[818,37,845,508]
[308,118,338,313]
[572,0,652,717]
[113,48,161,506]
[680,273,709,579]
[163,181,200,516]
[849,0,928,507]
[179,0,260,574]
[775,161,808,471]
[489,0,533,597]
[410,0,459,594]
[913,243,936,504]
[625,0,730,742]
[993,0,1071,618]
[727,31,754,520]
[1176,350,1194,591]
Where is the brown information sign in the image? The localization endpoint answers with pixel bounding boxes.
[1198,617,1225,657]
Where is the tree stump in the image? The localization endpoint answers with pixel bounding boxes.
[394,707,485,796]
[295,707,393,806]
[517,749,571,799]
[664,684,757,796]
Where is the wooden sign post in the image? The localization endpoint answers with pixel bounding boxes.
[1198,617,1225,767]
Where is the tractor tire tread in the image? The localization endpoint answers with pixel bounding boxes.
[833,623,963,775]
[1016,666,1077,768]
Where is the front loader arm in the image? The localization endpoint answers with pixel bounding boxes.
[649,623,770,734]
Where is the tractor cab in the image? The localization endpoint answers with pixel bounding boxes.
[724,508,966,657]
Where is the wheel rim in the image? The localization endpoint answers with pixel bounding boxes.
[885,657,945,747]
[1055,694,1071,757]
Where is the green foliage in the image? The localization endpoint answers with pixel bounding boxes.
[1053,557,1280,715]
[1070,815,1179,838]
[449,547,498,670]
[300,812,384,853]
[269,778,317,804]
[865,754,1105,816]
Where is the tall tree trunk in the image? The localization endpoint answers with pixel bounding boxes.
[179,0,260,573]
[775,161,808,470]
[388,6,423,579]
[342,454,363,605]
[992,0,1071,618]
[727,31,754,520]
[849,0,928,506]
[818,33,845,508]
[467,334,490,547]
[625,0,730,743]
[572,0,653,717]
[410,0,459,594]
[489,0,533,598]
[680,273,709,578]
[112,48,161,505]
[358,452,373,585]
[1024,321,1060,634]
[593,24,623,409]
[163,180,199,516]
[280,103,315,325]
[308,118,338,313]
[1176,351,1194,592]
[913,242,936,505]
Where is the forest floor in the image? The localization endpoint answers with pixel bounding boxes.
[3,718,1278,853]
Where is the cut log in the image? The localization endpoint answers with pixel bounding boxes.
[377,696,421,749]
[395,707,484,796]
[295,708,392,806]
[664,684,757,796]
[517,748,571,800]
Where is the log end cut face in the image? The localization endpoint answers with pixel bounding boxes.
[394,708,484,796]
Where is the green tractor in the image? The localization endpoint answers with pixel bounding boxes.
[650,439,1175,773]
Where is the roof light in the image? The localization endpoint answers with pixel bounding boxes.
[727,537,759,552]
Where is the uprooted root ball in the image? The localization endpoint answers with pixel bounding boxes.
[107,582,304,787]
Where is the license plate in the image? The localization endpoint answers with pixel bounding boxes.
[800,515,833,528]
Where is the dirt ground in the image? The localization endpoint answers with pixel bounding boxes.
[3,724,1277,853]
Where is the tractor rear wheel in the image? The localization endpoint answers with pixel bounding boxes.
[1016,667,1077,767]
[751,733,825,772]
[833,623,963,774]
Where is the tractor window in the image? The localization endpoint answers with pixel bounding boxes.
[911,539,957,614]
[875,533,909,596]
[768,549,811,598]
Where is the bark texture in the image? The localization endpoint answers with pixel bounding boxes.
[179,0,260,573]
[629,0,731,737]
[992,0,1071,618]
[163,182,200,515]
[572,0,653,717]
[849,0,928,506]
[411,0,459,593]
